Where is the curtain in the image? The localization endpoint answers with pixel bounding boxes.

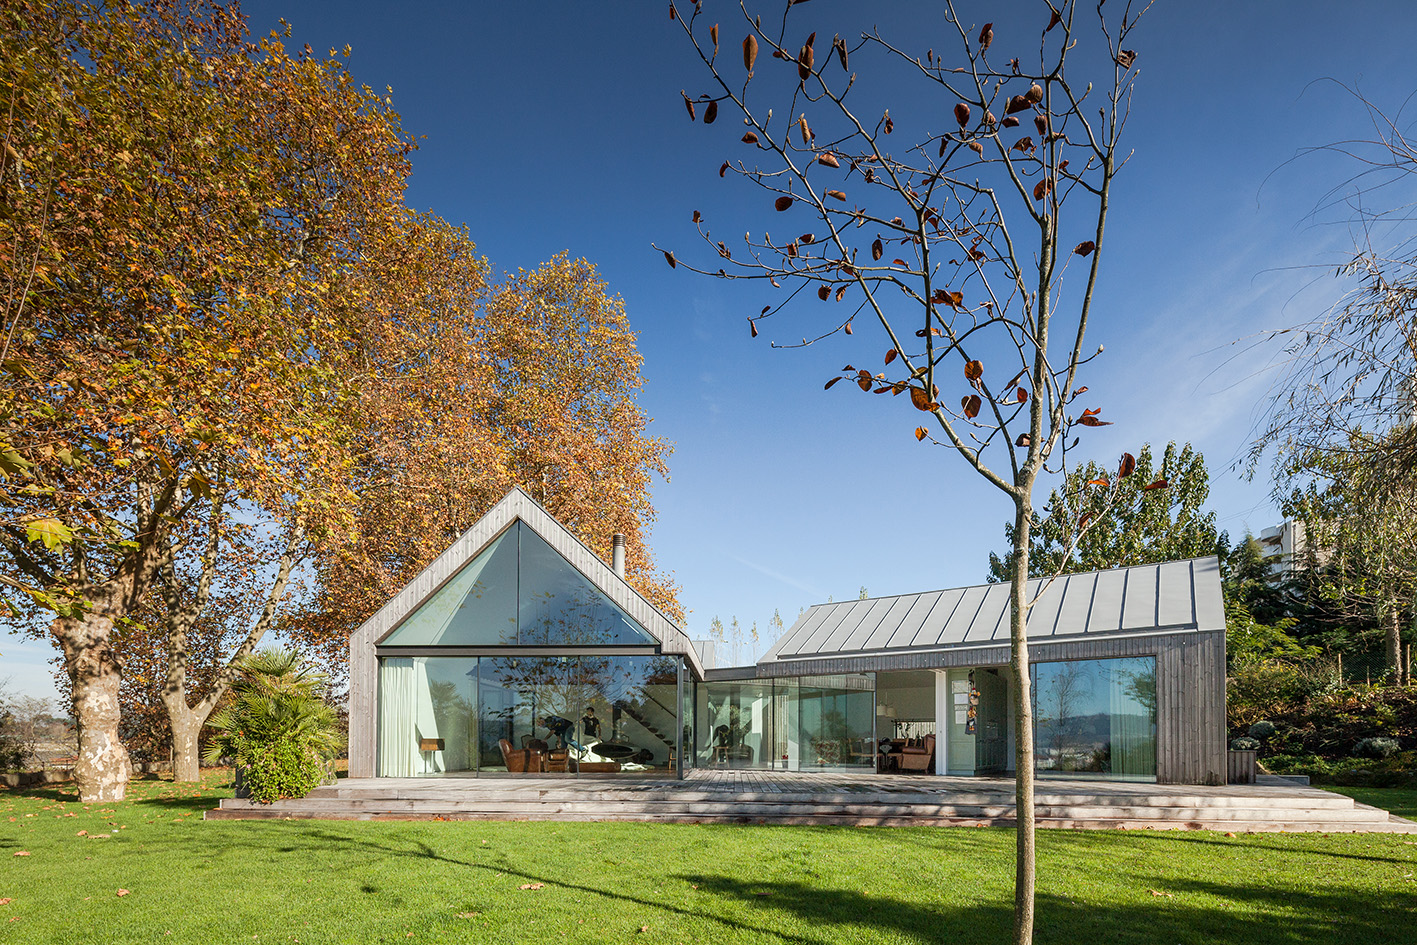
[1108,661,1156,779]
[377,658,417,777]
[413,659,443,775]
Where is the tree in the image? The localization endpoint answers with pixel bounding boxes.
[662,4,1148,940]
[1250,87,1417,681]
[987,442,1222,581]
[1284,439,1417,682]
[290,250,682,661]
[1,1,414,799]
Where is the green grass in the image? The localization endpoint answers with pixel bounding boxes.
[1322,786,1417,821]
[2,773,1415,945]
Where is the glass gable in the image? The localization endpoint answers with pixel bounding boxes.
[380,521,654,647]
[517,524,652,645]
[380,527,519,646]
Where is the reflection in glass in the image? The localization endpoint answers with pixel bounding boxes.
[1032,657,1156,780]
[376,657,478,776]
[517,526,654,645]
[691,674,873,771]
[379,529,518,646]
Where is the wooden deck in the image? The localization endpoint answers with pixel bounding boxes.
[207,769,1417,832]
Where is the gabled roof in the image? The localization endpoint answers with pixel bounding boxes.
[349,486,703,676]
[761,556,1224,666]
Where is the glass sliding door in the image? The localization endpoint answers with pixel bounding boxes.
[1032,656,1156,781]
[797,674,875,771]
[376,657,478,777]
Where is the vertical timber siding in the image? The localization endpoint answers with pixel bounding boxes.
[1156,630,1226,784]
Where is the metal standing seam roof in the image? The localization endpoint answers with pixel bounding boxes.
[760,556,1224,664]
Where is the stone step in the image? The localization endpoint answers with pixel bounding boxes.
[301,786,1360,811]
[203,805,1417,832]
[214,796,1387,824]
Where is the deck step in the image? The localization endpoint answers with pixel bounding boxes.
[203,773,1417,833]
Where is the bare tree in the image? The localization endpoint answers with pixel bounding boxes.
[661,3,1149,941]
[1252,87,1417,680]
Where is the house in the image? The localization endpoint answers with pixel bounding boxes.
[348,487,1227,784]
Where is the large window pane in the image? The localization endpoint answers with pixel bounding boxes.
[376,657,478,776]
[517,525,654,645]
[1032,657,1156,781]
[797,674,875,771]
[380,528,518,646]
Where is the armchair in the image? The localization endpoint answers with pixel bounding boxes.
[896,734,936,773]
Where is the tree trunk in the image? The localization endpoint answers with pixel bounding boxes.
[53,612,131,802]
[1387,608,1403,684]
[166,701,214,783]
[1009,496,1036,945]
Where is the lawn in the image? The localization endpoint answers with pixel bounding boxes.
[1322,786,1417,821]
[2,773,1415,945]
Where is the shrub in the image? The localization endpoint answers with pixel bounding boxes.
[203,649,342,804]
[1230,736,1260,751]
[1248,720,1277,740]
[1354,736,1401,759]
[230,734,325,804]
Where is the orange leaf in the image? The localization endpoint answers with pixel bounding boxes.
[961,394,981,419]
[884,348,898,365]
[964,360,983,383]
[1087,478,1109,487]
[825,189,847,201]
[1143,478,1170,491]
[910,387,933,411]
[1016,387,1028,403]
[1118,452,1136,478]
[1076,415,1112,427]
[817,285,830,300]
[825,376,843,390]
[915,426,928,441]
[116,889,130,897]
[817,152,840,168]
[742,131,759,144]
[797,42,814,81]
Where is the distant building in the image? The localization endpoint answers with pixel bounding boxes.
[1258,520,1306,579]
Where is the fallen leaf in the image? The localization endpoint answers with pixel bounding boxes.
[0,899,10,905]
[1148,889,1173,898]
[12,852,29,857]
[116,889,130,897]
[518,883,545,890]
[76,830,87,836]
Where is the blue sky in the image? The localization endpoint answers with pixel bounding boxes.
[7,0,1417,700]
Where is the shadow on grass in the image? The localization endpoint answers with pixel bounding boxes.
[0,774,232,813]
[678,872,1415,945]
[186,823,1417,945]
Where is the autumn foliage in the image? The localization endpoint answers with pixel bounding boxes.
[1,1,676,795]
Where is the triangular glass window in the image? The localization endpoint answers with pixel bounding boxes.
[517,525,654,645]
[380,520,655,646]
[381,525,520,645]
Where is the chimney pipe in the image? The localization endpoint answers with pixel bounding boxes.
[611,533,626,579]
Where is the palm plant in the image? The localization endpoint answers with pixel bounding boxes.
[203,648,342,802]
